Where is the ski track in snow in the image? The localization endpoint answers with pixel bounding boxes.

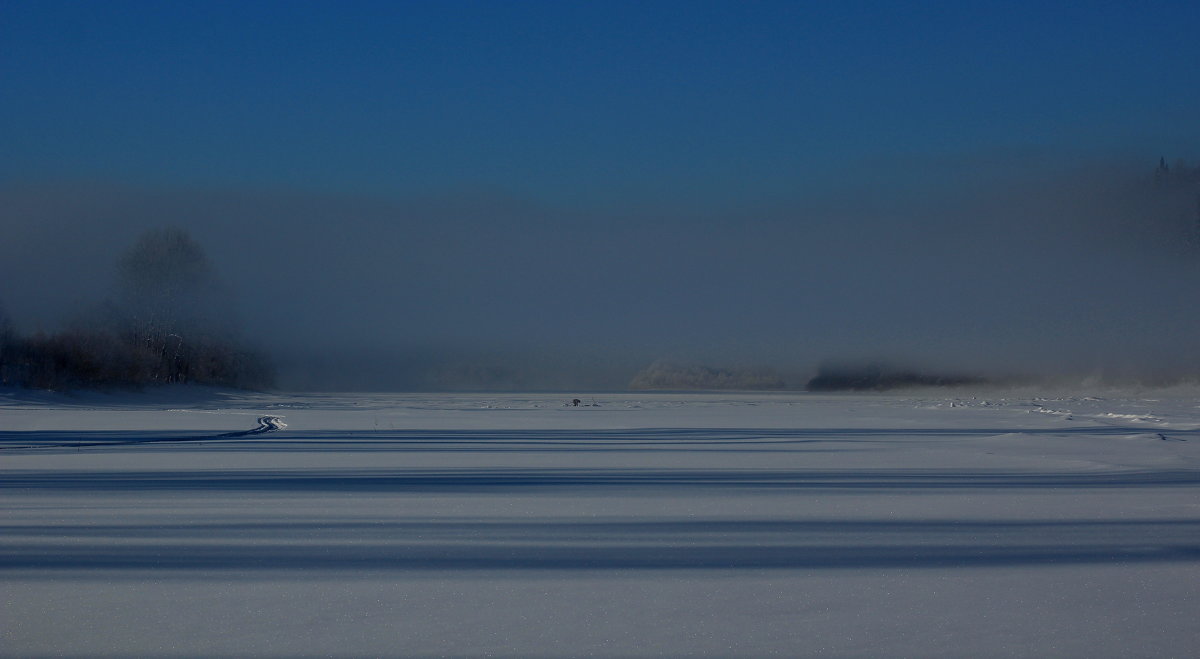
[221,415,287,437]
[0,414,286,450]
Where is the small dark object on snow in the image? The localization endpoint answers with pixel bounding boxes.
[572,399,581,406]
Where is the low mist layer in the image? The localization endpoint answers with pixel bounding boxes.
[2,156,1198,391]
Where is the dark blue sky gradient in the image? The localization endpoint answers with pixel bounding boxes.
[4,2,1197,207]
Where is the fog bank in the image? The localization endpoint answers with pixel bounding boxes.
[3,156,1198,390]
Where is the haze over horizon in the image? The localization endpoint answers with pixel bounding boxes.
[3,2,1199,390]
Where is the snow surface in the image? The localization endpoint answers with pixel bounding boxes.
[2,389,1199,657]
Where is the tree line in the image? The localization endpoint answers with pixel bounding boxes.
[0,228,272,391]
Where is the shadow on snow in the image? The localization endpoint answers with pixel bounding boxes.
[1,425,1195,454]
[2,517,1198,572]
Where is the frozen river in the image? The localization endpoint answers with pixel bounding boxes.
[3,389,1199,657]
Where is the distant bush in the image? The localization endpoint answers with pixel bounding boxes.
[806,362,982,392]
[629,360,786,391]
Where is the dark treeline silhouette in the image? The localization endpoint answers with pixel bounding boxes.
[1153,156,1200,249]
[1153,156,1200,189]
[805,362,985,392]
[630,360,787,391]
[0,228,272,391]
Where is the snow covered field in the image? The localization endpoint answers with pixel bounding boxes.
[3,389,1199,657]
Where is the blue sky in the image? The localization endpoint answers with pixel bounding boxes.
[3,2,1199,388]
[3,1,1197,209]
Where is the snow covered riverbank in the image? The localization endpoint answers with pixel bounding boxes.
[3,390,1198,657]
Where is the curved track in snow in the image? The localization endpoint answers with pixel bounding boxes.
[221,415,287,437]
[1,415,287,451]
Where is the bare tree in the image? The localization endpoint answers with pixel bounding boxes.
[106,227,269,388]
[115,227,229,338]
